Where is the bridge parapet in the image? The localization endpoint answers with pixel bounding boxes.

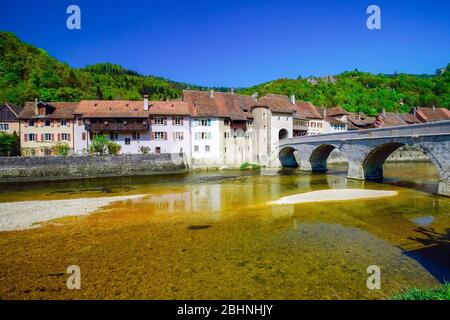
[279,120,450,147]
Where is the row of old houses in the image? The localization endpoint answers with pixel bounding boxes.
[1,90,449,166]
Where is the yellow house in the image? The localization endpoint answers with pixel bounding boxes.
[18,101,78,156]
[0,103,23,135]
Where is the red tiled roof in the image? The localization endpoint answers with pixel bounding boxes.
[413,107,450,122]
[75,100,190,118]
[183,90,254,120]
[396,113,421,124]
[380,112,407,127]
[19,102,78,119]
[295,102,323,119]
[254,94,296,114]
[326,106,350,116]
[347,113,375,127]
[3,103,24,117]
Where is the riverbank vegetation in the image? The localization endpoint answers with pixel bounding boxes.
[0,132,20,156]
[392,283,450,300]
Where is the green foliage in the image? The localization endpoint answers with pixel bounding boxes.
[240,162,262,170]
[0,32,188,105]
[0,131,20,156]
[89,134,108,155]
[107,141,121,155]
[139,146,150,154]
[392,283,450,300]
[240,67,450,116]
[52,143,70,156]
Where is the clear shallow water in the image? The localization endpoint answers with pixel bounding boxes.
[0,162,448,299]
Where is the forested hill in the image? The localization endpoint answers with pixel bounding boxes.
[0,32,215,105]
[239,66,450,116]
[0,31,448,116]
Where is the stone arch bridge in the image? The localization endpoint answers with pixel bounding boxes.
[278,121,450,196]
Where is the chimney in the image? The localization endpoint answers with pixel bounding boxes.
[290,95,296,105]
[251,92,258,100]
[210,90,214,98]
[143,95,149,111]
[323,108,327,118]
[34,98,38,116]
[382,108,386,117]
[432,105,436,111]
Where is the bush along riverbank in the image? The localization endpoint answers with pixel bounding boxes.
[392,283,450,300]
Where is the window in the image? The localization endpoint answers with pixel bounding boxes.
[28,134,36,141]
[154,132,165,140]
[247,120,253,126]
[125,138,131,145]
[61,133,69,141]
[194,145,199,152]
[195,132,210,140]
[318,123,322,128]
[199,119,211,126]
[132,132,140,140]
[205,145,211,152]
[60,120,67,127]
[224,120,230,125]
[154,117,164,125]
[110,132,118,140]
[174,132,184,140]
[311,122,316,128]
[45,120,51,127]
[28,120,35,127]
[155,147,161,154]
[173,117,182,125]
[44,133,52,141]
[39,107,46,116]
[0,123,9,131]
[82,132,86,141]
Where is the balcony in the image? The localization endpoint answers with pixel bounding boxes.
[293,125,309,132]
[86,123,149,132]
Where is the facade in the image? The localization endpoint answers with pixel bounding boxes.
[0,103,23,135]
[295,101,326,135]
[18,101,78,156]
[74,99,191,158]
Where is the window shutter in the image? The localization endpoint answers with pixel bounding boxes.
[163,132,167,140]
[52,120,56,127]
[173,132,176,140]
[172,118,175,126]
[67,120,71,127]
[163,117,167,125]
[82,132,86,141]
[68,134,71,141]
[181,117,184,125]
[57,121,61,127]
[40,121,44,128]
[24,134,28,142]
[151,132,154,140]
[77,119,82,126]
[207,119,211,126]
[25,122,28,128]
[58,134,61,141]
[151,118,154,125]
[208,132,212,139]
[52,134,55,142]
[41,134,44,142]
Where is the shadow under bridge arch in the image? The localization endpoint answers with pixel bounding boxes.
[279,146,299,168]
[309,144,345,172]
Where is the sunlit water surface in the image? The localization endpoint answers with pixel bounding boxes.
[0,162,448,299]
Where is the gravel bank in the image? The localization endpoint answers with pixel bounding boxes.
[269,189,397,205]
[0,194,146,232]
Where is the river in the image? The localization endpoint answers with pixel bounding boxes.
[0,162,448,299]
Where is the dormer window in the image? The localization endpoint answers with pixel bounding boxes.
[60,120,67,127]
[38,107,46,116]
[28,120,35,127]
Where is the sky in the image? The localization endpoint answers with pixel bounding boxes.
[1,0,449,87]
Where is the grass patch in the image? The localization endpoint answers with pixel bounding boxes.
[392,283,450,300]
[240,162,262,170]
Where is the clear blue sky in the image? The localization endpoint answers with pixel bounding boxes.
[1,0,449,87]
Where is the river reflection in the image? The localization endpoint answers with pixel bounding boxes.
[0,162,448,299]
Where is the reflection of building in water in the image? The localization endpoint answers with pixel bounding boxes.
[147,192,191,212]
[146,184,222,215]
[191,185,221,212]
[271,204,294,219]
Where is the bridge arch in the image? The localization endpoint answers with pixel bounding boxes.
[279,146,299,168]
[362,142,405,180]
[309,144,346,172]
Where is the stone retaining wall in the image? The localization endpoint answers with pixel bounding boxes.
[0,153,187,182]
